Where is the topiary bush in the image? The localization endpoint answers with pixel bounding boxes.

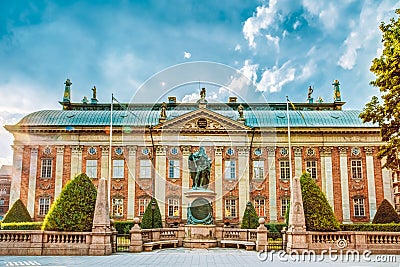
[372,199,400,224]
[140,198,163,229]
[300,172,340,231]
[241,201,259,229]
[2,199,32,223]
[42,173,97,232]
[340,223,400,232]
[1,222,42,230]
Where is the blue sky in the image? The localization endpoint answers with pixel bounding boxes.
[0,0,399,166]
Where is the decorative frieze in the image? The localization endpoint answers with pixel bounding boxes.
[56,146,64,155]
[180,145,191,156]
[155,145,167,156]
[320,147,333,157]
[338,147,348,156]
[293,147,303,157]
[100,146,109,156]
[364,147,374,156]
[214,146,223,156]
[71,145,83,154]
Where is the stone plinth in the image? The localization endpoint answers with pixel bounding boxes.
[183,224,217,248]
[185,189,216,225]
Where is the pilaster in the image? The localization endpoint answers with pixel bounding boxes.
[100,146,109,179]
[339,147,351,223]
[238,147,250,222]
[214,146,223,221]
[27,146,38,217]
[365,147,376,221]
[155,145,167,221]
[9,145,24,207]
[267,147,277,222]
[54,146,64,199]
[293,147,303,178]
[127,146,137,220]
[181,146,191,220]
[70,145,83,179]
[320,147,334,210]
[381,157,394,205]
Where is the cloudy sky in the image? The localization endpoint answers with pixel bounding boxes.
[0,0,399,166]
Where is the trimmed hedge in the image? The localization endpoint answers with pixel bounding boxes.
[266,223,287,239]
[141,198,163,229]
[42,173,97,232]
[340,223,400,232]
[372,199,400,224]
[1,222,43,230]
[2,199,32,223]
[241,202,259,229]
[114,221,134,234]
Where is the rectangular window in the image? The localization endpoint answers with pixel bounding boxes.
[168,160,180,179]
[306,160,317,179]
[139,198,150,216]
[168,198,180,217]
[41,159,52,178]
[39,197,50,216]
[253,161,264,180]
[351,160,362,179]
[86,160,97,178]
[280,160,290,180]
[112,198,124,217]
[254,198,266,217]
[354,198,365,217]
[225,199,237,218]
[225,160,236,179]
[281,198,290,217]
[140,160,152,178]
[112,159,124,178]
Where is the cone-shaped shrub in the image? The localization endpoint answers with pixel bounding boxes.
[241,201,259,229]
[372,199,400,224]
[300,172,340,231]
[2,199,32,223]
[42,173,97,232]
[140,198,163,229]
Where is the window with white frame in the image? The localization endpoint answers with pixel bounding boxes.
[254,198,266,217]
[281,198,290,217]
[353,197,365,217]
[253,160,264,180]
[140,160,152,178]
[39,197,51,216]
[168,160,180,179]
[280,160,290,180]
[112,198,124,217]
[225,199,237,218]
[41,159,52,178]
[138,198,150,216]
[306,160,317,179]
[351,160,362,179]
[168,198,180,217]
[112,159,124,178]
[86,160,97,178]
[225,160,236,179]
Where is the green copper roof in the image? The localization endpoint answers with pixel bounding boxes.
[15,109,376,128]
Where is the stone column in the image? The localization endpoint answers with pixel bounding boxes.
[181,146,191,220]
[155,145,166,221]
[27,146,38,217]
[9,145,24,207]
[321,147,334,211]
[339,147,351,223]
[70,145,83,179]
[365,147,377,221]
[381,158,394,204]
[293,147,303,178]
[256,218,268,251]
[267,147,277,222]
[100,146,109,179]
[127,146,137,220]
[54,146,64,199]
[214,147,223,222]
[238,147,250,222]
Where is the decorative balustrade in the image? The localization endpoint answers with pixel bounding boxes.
[310,232,352,245]
[160,228,178,240]
[366,233,400,244]
[44,232,88,244]
[222,229,255,241]
[0,232,31,242]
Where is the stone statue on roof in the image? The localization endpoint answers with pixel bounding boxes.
[91,86,97,100]
[200,88,206,100]
[333,80,341,102]
[63,79,72,103]
[307,86,313,102]
[160,102,167,119]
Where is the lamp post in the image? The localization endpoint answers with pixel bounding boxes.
[151,199,156,229]
[246,201,252,229]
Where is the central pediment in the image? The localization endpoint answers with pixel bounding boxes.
[153,108,252,132]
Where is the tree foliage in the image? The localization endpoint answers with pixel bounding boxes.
[2,199,32,223]
[241,201,259,229]
[140,198,163,229]
[360,9,400,169]
[42,173,97,232]
[300,172,340,231]
[372,199,400,224]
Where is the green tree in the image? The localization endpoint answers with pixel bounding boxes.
[372,199,400,224]
[300,172,340,231]
[2,199,32,223]
[359,9,400,170]
[42,173,97,232]
[241,201,259,229]
[140,198,163,229]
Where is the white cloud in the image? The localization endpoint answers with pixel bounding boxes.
[224,60,258,96]
[184,52,191,59]
[256,61,296,93]
[265,34,280,52]
[242,0,278,48]
[181,93,199,102]
[293,20,301,30]
[338,32,362,70]
[298,60,317,80]
[318,3,339,29]
[234,44,241,51]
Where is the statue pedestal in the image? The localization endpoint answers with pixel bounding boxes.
[184,224,217,248]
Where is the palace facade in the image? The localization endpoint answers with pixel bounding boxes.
[5,80,393,226]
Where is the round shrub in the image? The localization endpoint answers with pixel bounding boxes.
[372,199,400,224]
[2,199,32,223]
[42,173,97,232]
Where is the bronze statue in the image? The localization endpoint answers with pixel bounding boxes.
[307,86,313,100]
[200,88,206,99]
[160,102,167,119]
[91,86,97,99]
[238,104,244,119]
[188,147,211,189]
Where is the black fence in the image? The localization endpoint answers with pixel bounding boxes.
[116,234,131,252]
[266,238,286,251]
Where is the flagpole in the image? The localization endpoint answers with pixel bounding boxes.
[108,93,113,214]
[286,96,293,188]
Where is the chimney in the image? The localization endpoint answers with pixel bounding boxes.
[168,96,177,104]
[228,97,237,103]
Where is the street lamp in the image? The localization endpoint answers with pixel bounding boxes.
[151,199,156,229]
[246,201,252,229]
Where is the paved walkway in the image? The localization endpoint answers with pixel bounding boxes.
[0,248,398,267]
